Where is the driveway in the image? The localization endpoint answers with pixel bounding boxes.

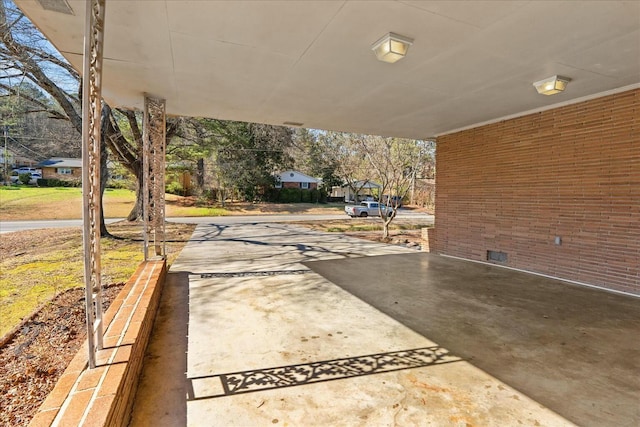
[0,218,123,234]
[0,212,435,233]
[124,222,640,426]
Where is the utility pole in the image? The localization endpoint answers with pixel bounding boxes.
[410,166,416,206]
[3,125,8,185]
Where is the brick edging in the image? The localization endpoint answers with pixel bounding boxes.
[29,259,167,427]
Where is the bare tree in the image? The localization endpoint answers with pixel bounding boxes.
[356,135,431,239]
[313,130,431,238]
[0,1,179,224]
[319,131,373,202]
[0,81,81,163]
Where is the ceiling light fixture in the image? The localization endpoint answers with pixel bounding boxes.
[36,0,74,15]
[533,75,571,95]
[371,32,414,64]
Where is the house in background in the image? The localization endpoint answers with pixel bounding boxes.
[331,180,381,203]
[38,157,82,181]
[275,170,319,190]
[1,148,38,170]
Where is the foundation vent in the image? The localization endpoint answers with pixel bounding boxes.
[487,250,507,263]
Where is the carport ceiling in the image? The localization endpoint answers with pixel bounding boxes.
[15,0,640,139]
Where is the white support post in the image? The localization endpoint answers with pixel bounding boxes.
[143,95,166,260]
[81,0,105,369]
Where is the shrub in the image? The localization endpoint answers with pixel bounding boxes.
[37,178,81,187]
[264,188,280,203]
[18,173,32,185]
[106,178,133,190]
[165,180,184,196]
[201,188,217,202]
[279,189,289,202]
[264,188,328,203]
[280,188,303,203]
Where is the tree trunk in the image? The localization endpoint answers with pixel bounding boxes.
[99,105,112,237]
[196,158,205,190]
[381,210,395,240]
[99,130,111,237]
[410,168,417,205]
[219,188,226,207]
[127,164,144,221]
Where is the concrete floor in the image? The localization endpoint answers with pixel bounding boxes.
[130,222,640,426]
[305,253,640,427]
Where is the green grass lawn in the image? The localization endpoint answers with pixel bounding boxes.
[0,187,136,220]
[0,186,344,220]
[0,187,222,219]
[0,222,195,337]
[0,227,140,337]
[0,186,83,202]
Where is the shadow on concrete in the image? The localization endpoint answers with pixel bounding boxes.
[195,222,408,265]
[129,272,190,427]
[186,346,462,400]
[199,270,310,278]
[304,252,640,427]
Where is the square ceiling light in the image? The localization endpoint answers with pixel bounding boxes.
[371,32,414,63]
[533,75,571,95]
[36,0,74,15]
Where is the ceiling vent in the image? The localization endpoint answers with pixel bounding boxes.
[36,0,74,15]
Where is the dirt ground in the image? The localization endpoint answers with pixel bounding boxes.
[0,222,195,426]
[168,197,433,216]
[167,197,347,214]
[0,285,124,426]
[291,217,431,250]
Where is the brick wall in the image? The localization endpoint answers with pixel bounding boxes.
[434,88,639,295]
[282,181,318,190]
[42,167,81,180]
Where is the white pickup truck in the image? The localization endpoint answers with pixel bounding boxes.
[345,201,394,218]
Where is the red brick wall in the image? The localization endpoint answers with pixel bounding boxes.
[282,182,318,190]
[434,88,639,295]
[42,167,81,180]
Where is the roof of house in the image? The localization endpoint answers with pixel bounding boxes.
[38,158,83,168]
[278,170,320,183]
[342,180,381,189]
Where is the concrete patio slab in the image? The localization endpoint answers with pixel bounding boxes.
[130,223,585,426]
[305,253,640,427]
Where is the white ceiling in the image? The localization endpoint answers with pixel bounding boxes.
[15,0,640,139]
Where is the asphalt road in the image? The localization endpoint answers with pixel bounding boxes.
[0,218,124,234]
[0,211,434,234]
